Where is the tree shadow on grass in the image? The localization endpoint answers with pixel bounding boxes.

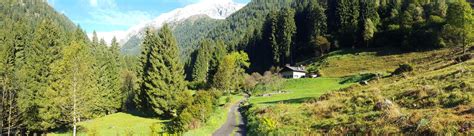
[259,97,314,104]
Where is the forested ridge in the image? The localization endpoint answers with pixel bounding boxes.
[199,0,473,73]
[0,0,129,134]
[0,0,473,135]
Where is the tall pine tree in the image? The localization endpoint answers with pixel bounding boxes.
[277,8,297,65]
[20,19,64,131]
[192,39,213,83]
[137,25,188,118]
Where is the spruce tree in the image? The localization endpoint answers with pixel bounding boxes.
[308,1,327,37]
[277,8,296,65]
[192,39,212,83]
[92,31,99,47]
[0,17,27,135]
[138,25,187,118]
[20,19,64,131]
[108,37,123,110]
[208,40,226,83]
[267,11,280,65]
[336,0,360,47]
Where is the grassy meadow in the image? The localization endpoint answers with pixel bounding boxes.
[249,78,352,105]
[48,113,164,136]
[50,95,244,136]
[309,48,453,77]
[244,48,473,135]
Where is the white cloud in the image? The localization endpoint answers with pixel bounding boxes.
[82,0,152,45]
[84,9,152,45]
[89,0,98,7]
[88,10,152,27]
[89,0,117,9]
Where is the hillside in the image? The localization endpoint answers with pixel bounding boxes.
[120,0,245,56]
[121,15,223,57]
[0,0,78,40]
[244,48,473,134]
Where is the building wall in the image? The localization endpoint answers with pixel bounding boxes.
[281,71,306,79]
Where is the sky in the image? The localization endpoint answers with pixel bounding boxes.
[47,0,250,37]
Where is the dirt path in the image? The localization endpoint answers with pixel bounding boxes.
[212,101,247,136]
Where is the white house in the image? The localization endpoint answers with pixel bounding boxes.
[280,65,307,79]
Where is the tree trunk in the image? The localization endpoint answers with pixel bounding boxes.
[7,78,13,136]
[72,65,79,136]
[1,77,5,135]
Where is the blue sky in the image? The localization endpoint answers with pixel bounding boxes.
[47,0,250,34]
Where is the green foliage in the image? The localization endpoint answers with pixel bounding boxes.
[276,8,297,65]
[136,25,188,118]
[20,19,65,131]
[313,36,331,56]
[212,51,250,93]
[443,0,473,52]
[246,71,284,96]
[49,39,97,129]
[362,19,376,47]
[192,39,213,83]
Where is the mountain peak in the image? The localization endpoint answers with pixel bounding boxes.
[118,0,246,44]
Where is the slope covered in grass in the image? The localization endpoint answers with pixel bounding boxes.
[245,48,473,135]
[77,113,164,135]
[308,48,454,77]
[249,78,352,105]
[48,113,164,136]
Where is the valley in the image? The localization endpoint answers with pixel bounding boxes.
[0,0,473,135]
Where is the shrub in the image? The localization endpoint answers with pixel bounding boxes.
[392,64,414,76]
[396,86,440,108]
[188,81,208,90]
[455,53,472,63]
[250,71,284,96]
[149,123,161,136]
[440,91,472,108]
[340,73,377,84]
[87,127,99,136]
[164,90,220,134]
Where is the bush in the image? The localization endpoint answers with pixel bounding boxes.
[164,90,220,134]
[249,71,284,96]
[164,108,193,134]
[455,53,472,63]
[396,86,440,109]
[340,73,377,84]
[440,91,472,108]
[188,81,208,90]
[392,64,414,76]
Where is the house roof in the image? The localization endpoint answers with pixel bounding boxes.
[281,65,307,73]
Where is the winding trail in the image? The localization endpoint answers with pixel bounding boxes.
[212,101,247,136]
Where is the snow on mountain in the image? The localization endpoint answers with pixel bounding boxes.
[113,0,246,45]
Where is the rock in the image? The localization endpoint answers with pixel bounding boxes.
[375,99,394,110]
[359,80,369,85]
[455,53,473,63]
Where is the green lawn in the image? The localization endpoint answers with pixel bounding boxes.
[49,113,164,136]
[184,95,244,136]
[249,78,352,105]
[50,95,244,136]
